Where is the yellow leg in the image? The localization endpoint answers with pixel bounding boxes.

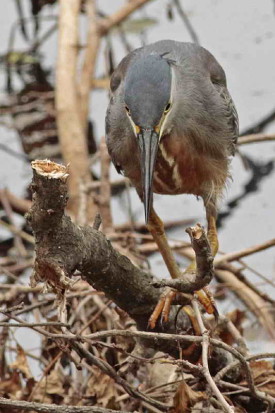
[207,213,219,257]
[148,208,218,275]
[147,208,181,279]
[147,208,218,328]
[196,210,219,315]
[147,208,182,328]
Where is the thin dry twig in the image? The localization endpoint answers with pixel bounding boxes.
[56,0,96,220]
[215,269,275,339]
[0,189,27,256]
[98,0,152,35]
[99,137,113,232]
[78,0,101,128]
[72,341,170,411]
[0,218,34,244]
[238,133,275,145]
[0,397,129,413]
[215,353,275,382]
[217,315,248,356]
[215,238,275,264]
[192,300,234,413]
[177,243,275,336]
[0,322,70,328]
[0,188,31,215]
[153,224,214,293]
[172,0,200,44]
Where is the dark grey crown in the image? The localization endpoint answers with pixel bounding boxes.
[124,54,171,129]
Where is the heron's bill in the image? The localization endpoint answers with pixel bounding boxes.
[137,129,159,224]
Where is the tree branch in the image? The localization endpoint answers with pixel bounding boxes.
[56,0,96,220]
[192,300,234,413]
[26,160,196,357]
[78,0,101,128]
[98,0,152,35]
[0,397,129,413]
[153,224,214,293]
[238,133,275,145]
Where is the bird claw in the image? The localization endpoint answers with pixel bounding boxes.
[148,287,218,329]
[148,288,177,329]
[196,287,218,317]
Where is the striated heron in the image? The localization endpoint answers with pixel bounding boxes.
[105,40,238,328]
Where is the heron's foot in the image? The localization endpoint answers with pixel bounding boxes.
[196,287,218,319]
[148,287,218,329]
[148,287,178,329]
[184,264,218,318]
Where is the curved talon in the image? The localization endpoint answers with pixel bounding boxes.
[149,286,218,329]
[148,288,176,329]
[203,286,219,321]
[161,290,176,324]
[148,295,166,329]
[195,287,218,317]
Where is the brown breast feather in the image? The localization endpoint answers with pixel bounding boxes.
[153,136,228,198]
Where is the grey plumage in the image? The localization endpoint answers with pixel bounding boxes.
[105,40,239,219]
[124,54,171,128]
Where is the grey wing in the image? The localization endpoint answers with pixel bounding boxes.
[216,85,239,155]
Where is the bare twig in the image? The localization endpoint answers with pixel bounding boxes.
[238,133,275,145]
[0,189,27,256]
[0,397,129,413]
[192,300,234,413]
[215,269,275,339]
[0,188,31,215]
[215,354,275,411]
[177,243,275,336]
[240,108,275,135]
[27,159,196,354]
[172,0,200,44]
[215,352,275,382]
[98,0,152,35]
[238,259,275,290]
[217,315,248,355]
[152,224,214,293]
[115,218,194,233]
[56,0,96,220]
[30,22,58,53]
[218,261,275,305]
[0,322,70,328]
[0,306,257,386]
[0,142,28,160]
[93,213,102,230]
[72,341,170,411]
[0,218,34,244]
[99,137,113,232]
[78,0,101,128]
[215,238,275,264]
[85,177,129,193]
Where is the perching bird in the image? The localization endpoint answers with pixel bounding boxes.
[105,40,238,328]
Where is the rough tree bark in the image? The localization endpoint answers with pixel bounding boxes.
[17,159,275,412]
[26,160,221,362]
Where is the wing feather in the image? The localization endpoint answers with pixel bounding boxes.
[216,85,239,155]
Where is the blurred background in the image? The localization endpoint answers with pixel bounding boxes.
[0,0,275,380]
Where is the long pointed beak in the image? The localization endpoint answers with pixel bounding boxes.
[137,129,159,224]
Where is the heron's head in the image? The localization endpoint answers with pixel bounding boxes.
[124,54,173,222]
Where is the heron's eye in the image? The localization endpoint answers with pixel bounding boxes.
[164,102,171,113]
[125,106,131,115]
